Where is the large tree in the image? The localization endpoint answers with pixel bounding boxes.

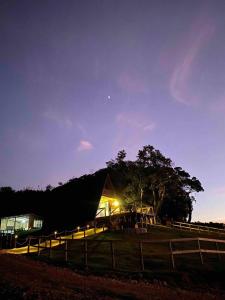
[106,145,204,222]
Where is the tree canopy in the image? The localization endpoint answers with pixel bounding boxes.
[106,145,204,222]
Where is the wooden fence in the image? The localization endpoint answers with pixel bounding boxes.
[172,221,225,235]
[27,236,225,271]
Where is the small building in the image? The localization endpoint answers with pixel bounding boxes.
[0,213,43,234]
[96,175,120,218]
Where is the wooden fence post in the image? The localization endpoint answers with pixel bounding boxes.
[49,239,52,258]
[139,241,144,271]
[65,240,68,262]
[38,238,41,256]
[84,239,88,269]
[10,234,13,248]
[27,238,30,254]
[110,241,116,269]
[14,235,17,248]
[197,239,204,264]
[169,240,175,269]
[216,242,221,261]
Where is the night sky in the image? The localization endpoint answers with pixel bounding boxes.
[1,0,225,222]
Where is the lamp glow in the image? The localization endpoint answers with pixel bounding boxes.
[112,200,119,207]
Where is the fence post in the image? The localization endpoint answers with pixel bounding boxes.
[84,229,86,238]
[14,235,18,248]
[110,241,116,269]
[27,238,30,254]
[65,240,68,262]
[197,239,204,264]
[169,240,175,269]
[38,238,41,256]
[139,241,144,271]
[216,242,221,261]
[10,234,13,248]
[49,238,52,258]
[84,239,88,269]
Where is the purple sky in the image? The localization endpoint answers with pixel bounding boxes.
[1,0,225,222]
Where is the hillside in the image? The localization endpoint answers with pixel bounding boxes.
[0,254,224,300]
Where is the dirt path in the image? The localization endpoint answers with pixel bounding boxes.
[0,254,224,300]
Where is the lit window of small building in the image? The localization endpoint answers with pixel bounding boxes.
[0,214,43,234]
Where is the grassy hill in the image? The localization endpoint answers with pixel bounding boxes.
[28,225,225,292]
[1,254,224,300]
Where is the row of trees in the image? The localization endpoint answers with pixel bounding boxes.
[106,145,204,222]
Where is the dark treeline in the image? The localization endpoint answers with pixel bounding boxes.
[0,145,204,232]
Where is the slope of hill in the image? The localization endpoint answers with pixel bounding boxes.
[0,254,223,300]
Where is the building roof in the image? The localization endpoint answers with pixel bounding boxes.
[0,170,114,231]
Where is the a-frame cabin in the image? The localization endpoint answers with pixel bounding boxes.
[95,174,120,218]
[95,174,156,228]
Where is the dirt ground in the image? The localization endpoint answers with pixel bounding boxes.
[0,254,224,300]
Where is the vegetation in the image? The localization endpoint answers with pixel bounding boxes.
[26,227,225,294]
[0,145,204,231]
[106,145,204,222]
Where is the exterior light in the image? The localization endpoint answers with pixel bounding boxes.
[54,231,57,235]
[87,224,90,229]
[77,226,80,231]
[15,235,18,239]
[112,200,119,207]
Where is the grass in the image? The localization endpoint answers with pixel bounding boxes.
[28,225,225,291]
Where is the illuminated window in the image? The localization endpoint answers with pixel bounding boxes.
[33,219,43,229]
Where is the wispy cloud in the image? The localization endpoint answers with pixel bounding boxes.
[118,71,148,94]
[209,93,225,114]
[76,123,87,135]
[77,140,93,152]
[170,15,215,105]
[116,112,156,132]
[42,109,73,129]
[113,112,156,157]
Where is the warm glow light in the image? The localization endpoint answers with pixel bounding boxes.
[54,231,57,235]
[112,200,119,207]
[15,235,18,239]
